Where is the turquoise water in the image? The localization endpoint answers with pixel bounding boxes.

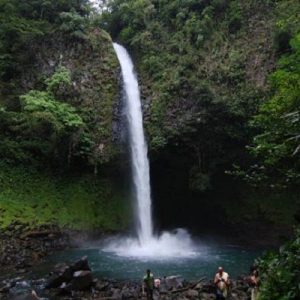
[40,241,262,281]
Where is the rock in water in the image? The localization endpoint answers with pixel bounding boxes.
[71,256,91,272]
[46,256,93,290]
[46,264,73,289]
[70,270,93,290]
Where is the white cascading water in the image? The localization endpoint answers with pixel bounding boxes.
[105,43,198,258]
[113,43,153,244]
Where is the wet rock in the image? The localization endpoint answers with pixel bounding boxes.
[71,256,91,272]
[174,296,189,300]
[0,278,20,295]
[111,287,122,299]
[45,257,94,292]
[230,289,248,300]
[69,270,93,291]
[95,280,110,291]
[233,279,249,292]
[164,276,184,290]
[0,284,10,294]
[0,222,70,270]
[185,289,199,298]
[121,287,136,299]
[199,292,216,300]
[56,282,72,296]
[200,282,215,294]
[16,269,28,274]
[17,281,30,289]
[46,264,73,289]
[194,282,204,290]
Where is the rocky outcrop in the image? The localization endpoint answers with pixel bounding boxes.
[0,252,256,300]
[0,221,69,271]
[46,256,92,290]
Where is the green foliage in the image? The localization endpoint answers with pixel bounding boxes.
[101,0,276,187]
[257,228,300,300]
[21,90,83,131]
[0,67,88,166]
[0,0,91,81]
[226,1,243,34]
[0,163,130,230]
[59,9,88,39]
[247,34,300,187]
[273,0,300,54]
[45,66,72,94]
[275,0,300,34]
[0,0,120,170]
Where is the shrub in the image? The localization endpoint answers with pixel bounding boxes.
[257,228,300,300]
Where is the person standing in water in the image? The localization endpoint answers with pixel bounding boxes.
[142,269,155,300]
[214,266,230,299]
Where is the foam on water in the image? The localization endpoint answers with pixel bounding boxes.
[103,229,201,259]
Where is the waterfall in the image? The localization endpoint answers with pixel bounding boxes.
[105,43,197,258]
[113,43,153,244]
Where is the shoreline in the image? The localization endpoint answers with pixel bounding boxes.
[1,256,256,300]
[0,221,267,300]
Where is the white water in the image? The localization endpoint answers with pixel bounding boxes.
[113,43,153,244]
[109,43,197,258]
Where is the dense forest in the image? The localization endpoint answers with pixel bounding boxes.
[99,0,300,237]
[0,0,299,298]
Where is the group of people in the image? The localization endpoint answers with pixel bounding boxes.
[142,266,260,300]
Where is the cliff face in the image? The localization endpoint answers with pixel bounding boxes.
[17,29,120,168]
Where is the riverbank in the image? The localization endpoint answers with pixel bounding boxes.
[0,221,71,273]
[0,255,255,300]
[0,222,258,299]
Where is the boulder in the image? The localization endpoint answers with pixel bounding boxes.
[69,270,93,291]
[230,289,248,300]
[121,287,136,299]
[0,284,10,294]
[46,264,73,289]
[95,280,110,291]
[185,289,199,299]
[163,276,184,290]
[71,256,91,272]
[111,288,122,299]
[199,292,216,300]
[200,283,215,293]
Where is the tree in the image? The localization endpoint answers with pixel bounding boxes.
[0,67,89,166]
[257,228,300,300]
[247,34,300,187]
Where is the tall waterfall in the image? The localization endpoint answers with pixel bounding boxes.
[106,43,197,258]
[113,43,153,244]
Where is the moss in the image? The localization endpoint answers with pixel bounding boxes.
[0,164,131,230]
